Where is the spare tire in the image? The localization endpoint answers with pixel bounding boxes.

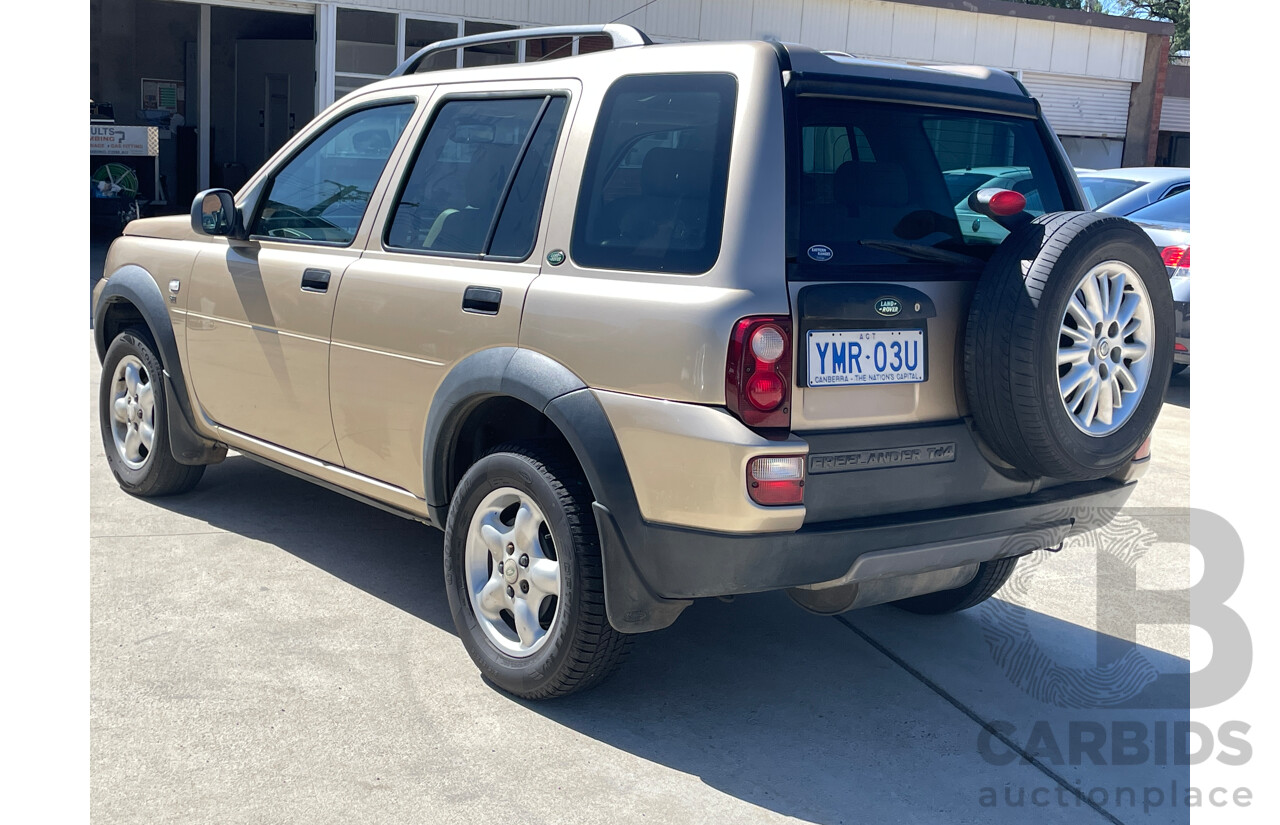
[964,211,1173,481]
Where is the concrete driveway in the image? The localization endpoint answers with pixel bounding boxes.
[90,325,1192,824]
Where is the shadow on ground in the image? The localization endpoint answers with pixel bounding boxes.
[135,454,1191,823]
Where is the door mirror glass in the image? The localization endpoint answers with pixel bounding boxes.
[191,189,238,237]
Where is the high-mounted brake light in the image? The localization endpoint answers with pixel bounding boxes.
[727,317,793,429]
[969,187,1027,218]
[1161,245,1190,271]
[747,455,805,506]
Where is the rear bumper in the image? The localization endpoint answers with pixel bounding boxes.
[596,476,1135,631]
[547,387,1141,634]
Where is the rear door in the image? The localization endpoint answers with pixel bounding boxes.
[328,81,577,497]
[185,95,418,461]
[788,98,1071,432]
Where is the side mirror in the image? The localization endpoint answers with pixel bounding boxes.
[191,189,242,237]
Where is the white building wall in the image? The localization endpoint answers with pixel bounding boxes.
[249,0,1143,83]
[176,0,1151,146]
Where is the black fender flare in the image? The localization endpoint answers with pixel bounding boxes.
[93,265,226,466]
[422,348,691,634]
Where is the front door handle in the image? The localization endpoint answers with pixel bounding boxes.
[301,268,331,293]
[462,286,502,315]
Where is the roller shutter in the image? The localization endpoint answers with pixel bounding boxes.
[1159,97,1190,133]
[1020,72,1132,139]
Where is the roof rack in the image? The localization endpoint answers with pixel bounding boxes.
[391,23,653,77]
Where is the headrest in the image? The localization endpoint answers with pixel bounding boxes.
[834,161,909,208]
[465,145,518,208]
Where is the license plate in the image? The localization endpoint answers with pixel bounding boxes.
[807,329,925,387]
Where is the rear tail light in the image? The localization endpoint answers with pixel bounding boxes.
[727,316,793,429]
[747,455,805,506]
[1134,435,1153,462]
[1161,245,1190,273]
[1174,342,1188,353]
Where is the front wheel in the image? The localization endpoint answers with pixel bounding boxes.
[98,328,205,497]
[443,444,630,699]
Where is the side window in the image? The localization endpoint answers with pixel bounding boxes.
[385,95,567,258]
[251,102,415,244]
[572,73,737,275]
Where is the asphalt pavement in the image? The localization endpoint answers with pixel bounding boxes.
[90,260,1193,823]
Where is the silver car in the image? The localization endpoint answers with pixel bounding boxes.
[1127,190,1190,374]
[1077,167,1190,216]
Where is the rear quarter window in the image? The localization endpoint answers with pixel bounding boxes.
[571,73,737,274]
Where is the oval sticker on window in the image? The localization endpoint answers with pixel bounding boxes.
[807,244,834,262]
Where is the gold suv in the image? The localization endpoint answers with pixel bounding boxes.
[92,25,1173,698]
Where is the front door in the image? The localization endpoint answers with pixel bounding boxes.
[185,98,419,462]
[329,84,576,497]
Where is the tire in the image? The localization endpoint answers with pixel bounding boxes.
[99,328,205,497]
[964,212,1174,480]
[443,443,630,699]
[894,557,1018,615]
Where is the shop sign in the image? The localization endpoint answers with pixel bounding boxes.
[90,126,159,156]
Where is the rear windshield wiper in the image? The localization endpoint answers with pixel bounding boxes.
[858,240,985,268]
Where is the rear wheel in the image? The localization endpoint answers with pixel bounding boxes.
[893,557,1018,615]
[443,443,629,699]
[98,328,205,497]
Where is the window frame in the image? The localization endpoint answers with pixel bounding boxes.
[379,89,572,264]
[245,96,420,249]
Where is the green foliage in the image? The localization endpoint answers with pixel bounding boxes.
[1115,1,1191,56]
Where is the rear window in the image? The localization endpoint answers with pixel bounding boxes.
[1127,189,1190,224]
[794,99,1068,277]
[572,73,737,274]
[1078,177,1145,210]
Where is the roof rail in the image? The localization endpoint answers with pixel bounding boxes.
[391,23,653,77]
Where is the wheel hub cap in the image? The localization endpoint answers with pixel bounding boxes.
[463,488,562,658]
[1056,260,1155,437]
[109,354,157,469]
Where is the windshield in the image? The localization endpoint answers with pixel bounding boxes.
[1128,189,1190,225]
[793,99,1067,279]
[1077,177,1145,210]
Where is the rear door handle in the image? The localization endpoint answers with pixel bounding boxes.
[462,286,502,315]
[301,268,331,293]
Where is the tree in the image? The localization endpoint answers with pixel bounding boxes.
[1113,1,1191,57]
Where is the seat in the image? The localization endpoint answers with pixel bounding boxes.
[425,144,518,253]
[609,147,712,250]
